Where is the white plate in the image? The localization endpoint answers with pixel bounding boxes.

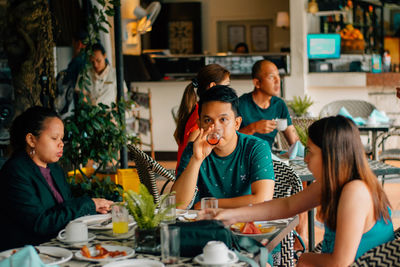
[95,228,135,241]
[57,232,96,244]
[176,209,188,217]
[231,222,279,242]
[103,259,165,267]
[194,250,238,266]
[0,246,73,266]
[74,245,135,262]
[74,214,136,230]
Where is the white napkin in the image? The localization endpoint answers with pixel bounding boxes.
[369,109,389,124]
[0,246,50,267]
[338,107,366,126]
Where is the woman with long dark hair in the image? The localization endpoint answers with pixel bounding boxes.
[201,115,394,266]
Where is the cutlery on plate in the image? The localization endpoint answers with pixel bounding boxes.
[34,247,64,260]
[86,217,112,226]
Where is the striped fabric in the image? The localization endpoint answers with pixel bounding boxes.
[272,160,303,267]
[127,144,175,204]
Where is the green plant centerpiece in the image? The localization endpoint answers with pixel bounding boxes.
[287,95,314,117]
[124,184,176,253]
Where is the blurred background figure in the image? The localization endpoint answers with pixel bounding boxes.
[54,29,88,119]
[234,42,249,53]
[75,42,126,107]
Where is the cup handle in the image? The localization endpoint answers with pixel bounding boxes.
[58,229,66,240]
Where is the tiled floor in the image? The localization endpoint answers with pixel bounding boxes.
[158,160,400,249]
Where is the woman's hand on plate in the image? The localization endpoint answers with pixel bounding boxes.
[92,198,113,214]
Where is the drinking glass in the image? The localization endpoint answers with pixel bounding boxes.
[201,197,218,210]
[161,225,180,264]
[112,203,129,234]
[206,128,223,145]
[161,194,176,224]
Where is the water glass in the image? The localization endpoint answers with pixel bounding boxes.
[161,194,176,224]
[112,203,129,234]
[201,197,218,210]
[161,225,180,264]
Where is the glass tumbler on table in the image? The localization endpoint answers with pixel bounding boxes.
[161,224,180,264]
[112,203,129,234]
[161,194,176,224]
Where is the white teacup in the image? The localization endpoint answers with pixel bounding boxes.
[58,220,88,243]
[276,118,288,131]
[203,241,230,263]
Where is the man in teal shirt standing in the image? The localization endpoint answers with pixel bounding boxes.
[172,85,275,209]
[238,60,298,149]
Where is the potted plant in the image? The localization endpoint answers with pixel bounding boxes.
[294,125,308,147]
[287,95,314,117]
[124,184,176,253]
[62,97,139,201]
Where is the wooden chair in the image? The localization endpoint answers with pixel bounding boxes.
[272,160,304,267]
[127,144,175,203]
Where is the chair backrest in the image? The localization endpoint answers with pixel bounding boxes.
[275,117,317,151]
[127,144,175,203]
[272,160,303,267]
[319,100,376,118]
[273,160,303,198]
[350,227,400,266]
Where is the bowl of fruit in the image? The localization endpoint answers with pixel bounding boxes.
[230,222,278,242]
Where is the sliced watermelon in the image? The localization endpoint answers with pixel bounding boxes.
[241,222,262,234]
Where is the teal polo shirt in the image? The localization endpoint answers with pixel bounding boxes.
[238,93,292,147]
[177,132,275,205]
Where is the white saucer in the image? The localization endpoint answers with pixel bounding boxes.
[103,259,164,267]
[193,250,238,266]
[57,232,96,244]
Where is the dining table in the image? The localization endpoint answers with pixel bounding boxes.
[35,214,299,266]
[288,158,400,251]
[357,124,391,160]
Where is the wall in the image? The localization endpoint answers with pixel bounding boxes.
[163,0,290,53]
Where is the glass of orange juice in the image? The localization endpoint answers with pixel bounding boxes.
[111,203,129,235]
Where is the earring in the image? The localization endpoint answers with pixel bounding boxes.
[29,148,35,156]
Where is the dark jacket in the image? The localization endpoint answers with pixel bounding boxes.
[0,151,96,251]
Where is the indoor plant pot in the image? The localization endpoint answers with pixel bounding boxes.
[125,184,175,254]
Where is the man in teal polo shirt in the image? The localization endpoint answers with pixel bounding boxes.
[238,60,298,149]
[172,85,275,209]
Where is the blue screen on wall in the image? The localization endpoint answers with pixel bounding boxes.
[307,34,341,59]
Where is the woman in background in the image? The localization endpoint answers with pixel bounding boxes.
[174,64,230,169]
[0,106,113,251]
[201,115,394,266]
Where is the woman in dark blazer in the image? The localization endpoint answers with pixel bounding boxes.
[0,106,113,251]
